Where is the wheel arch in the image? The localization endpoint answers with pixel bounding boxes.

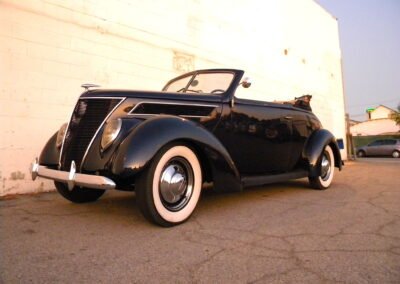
[171,139,213,183]
[143,138,213,184]
[303,129,343,177]
[111,115,242,192]
[357,149,366,155]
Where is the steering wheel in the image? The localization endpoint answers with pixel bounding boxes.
[176,88,202,93]
[186,89,202,93]
[211,89,225,94]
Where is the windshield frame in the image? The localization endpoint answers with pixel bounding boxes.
[162,69,244,100]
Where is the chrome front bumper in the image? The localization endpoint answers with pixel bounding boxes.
[30,158,116,190]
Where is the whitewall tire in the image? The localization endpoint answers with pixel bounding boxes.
[136,144,202,226]
[309,145,335,190]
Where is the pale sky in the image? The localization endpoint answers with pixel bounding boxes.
[317,0,400,121]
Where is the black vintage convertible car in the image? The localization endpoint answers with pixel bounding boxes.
[31,69,343,226]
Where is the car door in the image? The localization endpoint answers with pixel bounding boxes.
[379,139,396,155]
[215,99,293,175]
[366,140,383,156]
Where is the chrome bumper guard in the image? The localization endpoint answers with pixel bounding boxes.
[30,158,116,190]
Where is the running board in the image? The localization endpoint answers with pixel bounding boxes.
[241,170,308,188]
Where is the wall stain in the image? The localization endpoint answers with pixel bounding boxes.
[10,171,25,180]
[173,51,195,72]
[37,182,44,192]
[4,186,18,194]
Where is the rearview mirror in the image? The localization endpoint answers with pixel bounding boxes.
[240,77,252,88]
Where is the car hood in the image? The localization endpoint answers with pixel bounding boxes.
[81,89,224,104]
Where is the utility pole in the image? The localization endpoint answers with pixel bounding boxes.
[345,113,355,160]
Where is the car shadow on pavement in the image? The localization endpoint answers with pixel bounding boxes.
[9,177,327,227]
[97,178,316,223]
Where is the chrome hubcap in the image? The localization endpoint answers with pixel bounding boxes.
[159,158,194,211]
[321,152,331,180]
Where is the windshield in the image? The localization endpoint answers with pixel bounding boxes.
[164,72,234,94]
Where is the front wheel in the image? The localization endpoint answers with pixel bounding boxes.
[392,150,400,158]
[55,182,105,203]
[309,145,335,190]
[136,144,202,227]
[357,150,366,157]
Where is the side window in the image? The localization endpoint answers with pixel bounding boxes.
[369,140,381,146]
[385,140,396,145]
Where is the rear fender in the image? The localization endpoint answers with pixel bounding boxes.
[111,116,242,192]
[303,129,343,177]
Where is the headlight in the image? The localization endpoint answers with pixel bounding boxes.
[56,123,68,148]
[101,118,122,150]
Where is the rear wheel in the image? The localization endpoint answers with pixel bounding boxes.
[136,144,202,227]
[55,182,105,203]
[309,145,335,190]
[392,151,400,158]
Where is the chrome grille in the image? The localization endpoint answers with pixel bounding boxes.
[60,98,122,171]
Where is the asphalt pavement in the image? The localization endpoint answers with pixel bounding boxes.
[1,158,399,283]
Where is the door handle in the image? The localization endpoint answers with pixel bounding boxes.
[284,116,293,120]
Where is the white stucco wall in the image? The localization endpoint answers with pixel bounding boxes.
[0,0,346,196]
[351,119,400,136]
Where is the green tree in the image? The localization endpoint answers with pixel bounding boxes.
[390,104,400,126]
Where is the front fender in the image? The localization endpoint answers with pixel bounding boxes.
[111,116,242,192]
[38,131,60,167]
[303,129,343,177]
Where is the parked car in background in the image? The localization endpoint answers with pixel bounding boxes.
[356,139,400,158]
[31,69,343,227]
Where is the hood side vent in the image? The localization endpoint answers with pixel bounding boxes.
[129,102,216,118]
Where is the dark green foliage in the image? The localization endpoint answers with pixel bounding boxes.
[353,134,400,148]
[390,105,400,126]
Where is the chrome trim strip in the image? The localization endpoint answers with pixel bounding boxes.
[128,101,218,118]
[31,159,115,190]
[130,113,212,118]
[78,96,126,100]
[79,97,126,171]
